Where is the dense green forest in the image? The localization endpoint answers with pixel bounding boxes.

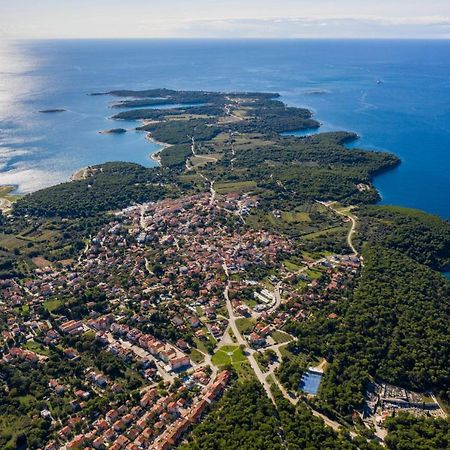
[112,98,206,108]
[286,245,450,416]
[105,91,400,210]
[159,144,193,168]
[356,205,450,271]
[107,88,278,101]
[180,381,283,450]
[232,132,397,171]
[139,119,222,145]
[180,381,371,450]
[384,414,450,450]
[227,105,320,133]
[197,131,399,208]
[13,162,174,218]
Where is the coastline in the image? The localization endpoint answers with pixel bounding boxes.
[0,185,20,213]
[144,131,172,167]
[68,131,166,181]
[70,167,89,181]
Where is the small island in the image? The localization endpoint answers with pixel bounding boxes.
[38,108,66,113]
[99,127,127,135]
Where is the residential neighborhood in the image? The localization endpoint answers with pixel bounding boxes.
[1,190,445,449]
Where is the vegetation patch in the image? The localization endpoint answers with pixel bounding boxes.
[212,345,246,367]
[356,204,450,271]
[214,180,257,194]
[235,318,255,335]
[270,330,293,344]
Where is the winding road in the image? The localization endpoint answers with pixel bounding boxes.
[316,201,359,256]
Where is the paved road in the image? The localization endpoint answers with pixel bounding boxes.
[334,209,358,255]
[223,281,275,403]
[319,201,358,256]
[270,372,343,432]
[198,173,216,205]
[267,282,282,314]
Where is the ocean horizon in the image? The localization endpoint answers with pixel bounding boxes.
[1,38,450,224]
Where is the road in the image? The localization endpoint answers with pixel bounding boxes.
[194,349,218,388]
[191,135,216,161]
[223,280,275,403]
[224,100,245,122]
[335,209,358,256]
[223,279,346,432]
[269,371,343,432]
[317,201,359,256]
[198,172,217,205]
[139,204,147,228]
[144,257,154,275]
[267,282,282,314]
[74,237,91,267]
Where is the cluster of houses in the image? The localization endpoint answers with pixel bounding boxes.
[0,346,41,364]
[105,321,191,372]
[49,370,230,450]
[226,253,362,349]
[60,320,85,335]
[0,193,292,355]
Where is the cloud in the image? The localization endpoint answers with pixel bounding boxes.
[136,15,450,39]
[3,9,450,39]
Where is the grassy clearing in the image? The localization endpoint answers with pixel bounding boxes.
[178,173,204,185]
[235,317,255,335]
[214,180,257,194]
[271,330,293,344]
[18,395,35,408]
[188,348,205,364]
[43,299,62,312]
[281,211,311,223]
[302,225,347,240]
[234,361,257,381]
[212,132,231,143]
[190,153,222,168]
[283,260,303,272]
[14,305,29,316]
[211,344,256,381]
[243,298,258,309]
[193,337,211,355]
[306,268,323,280]
[23,340,50,356]
[279,343,295,360]
[0,414,31,448]
[212,345,246,366]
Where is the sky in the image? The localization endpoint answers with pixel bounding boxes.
[2,0,450,39]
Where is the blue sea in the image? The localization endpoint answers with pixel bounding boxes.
[1,39,450,225]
